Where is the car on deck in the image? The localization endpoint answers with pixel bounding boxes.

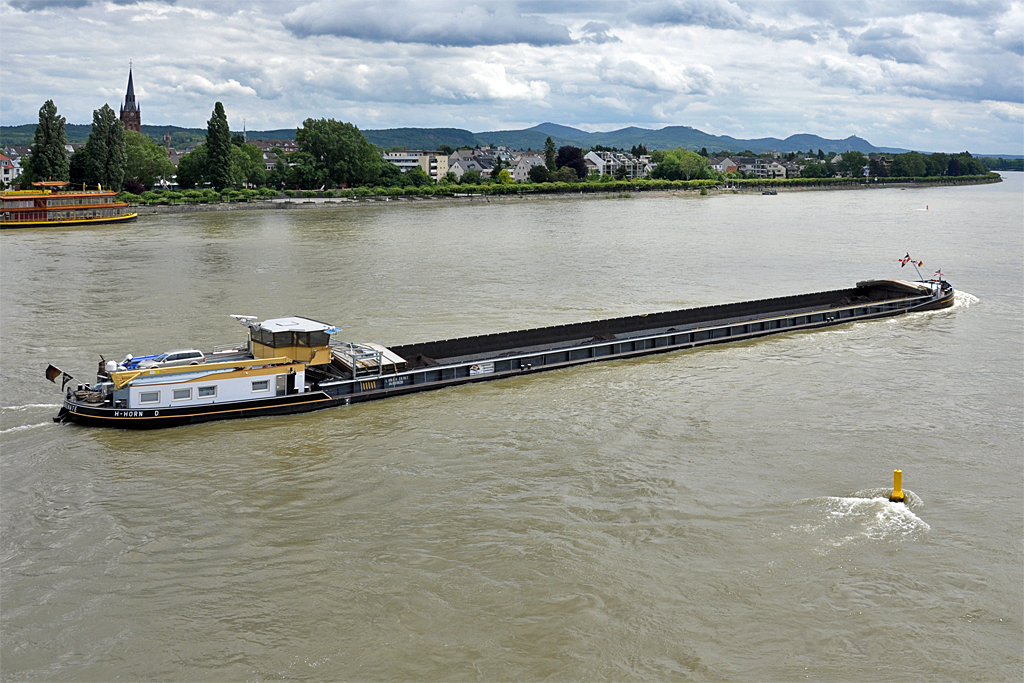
[136,349,205,369]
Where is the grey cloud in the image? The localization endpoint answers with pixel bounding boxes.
[760,0,869,27]
[9,0,175,8]
[764,24,821,43]
[578,21,619,43]
[8,0,92,9]
[282,2,574,47]
[848,26,927,64]
[906,0,1009,20]
[996,31,1024,56]
[596,58,714,95]
[598,60,665,91]
[630,0,752,30]
[630,0,820,44]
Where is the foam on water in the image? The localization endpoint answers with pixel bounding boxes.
[792,490,930,549]
[0,422,53,435]
[1,403,61,411]
[952,290,979,309]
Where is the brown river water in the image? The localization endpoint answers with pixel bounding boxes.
[2,177,1021,681]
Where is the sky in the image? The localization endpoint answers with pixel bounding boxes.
[2,0,1022,153]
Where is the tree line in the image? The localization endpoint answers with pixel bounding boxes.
[12,99,998,195]
[14,100,175,192]
[797,150,989,179]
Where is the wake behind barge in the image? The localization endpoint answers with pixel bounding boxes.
[51,278,954,429]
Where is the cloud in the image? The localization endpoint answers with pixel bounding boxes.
[577,21,619,43]
[8,0,175,8]
[985,100,1024,122]
[8,0,92,9]
[167,74,257,98]
[597,57,715,94]
[282,1,574,47]
[630,0,752,30]
[847,25,927,64]
[426,63,551,102]
[2,0,1021,153]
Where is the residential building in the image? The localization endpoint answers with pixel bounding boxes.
[756,159,787,179]
[579,151,652,179]
[622,154,653,179]
[709,157,739,174]
[732,157,758,175]
[248,139,299,154]
[383,150,449,182]
[449,157,493,180]
[513,154,546,182]
[0,153,21,186]
[583,151,607,176]
[781,161,802,178]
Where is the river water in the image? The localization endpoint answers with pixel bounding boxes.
[2,176,1021,681]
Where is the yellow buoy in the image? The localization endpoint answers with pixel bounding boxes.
[889,469,905,503]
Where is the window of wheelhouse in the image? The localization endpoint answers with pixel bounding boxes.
[309,330,331,346]
[251,327,331,348]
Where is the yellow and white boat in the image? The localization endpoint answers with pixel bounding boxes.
[1,180,137,229]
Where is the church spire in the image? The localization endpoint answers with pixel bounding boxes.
[124,66,137,110]
[120,62,141,132]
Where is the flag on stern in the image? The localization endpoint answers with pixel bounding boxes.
[45,365,74,387]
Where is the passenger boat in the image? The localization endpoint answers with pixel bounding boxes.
[1,180,137,229]
[50,277,955,429]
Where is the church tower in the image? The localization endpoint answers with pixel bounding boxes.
[120,65,141,132]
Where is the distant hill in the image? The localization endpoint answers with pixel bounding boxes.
[1,123,210,148]
[363,127,480,149]
[1,120,909,154]
[368,122,910,155]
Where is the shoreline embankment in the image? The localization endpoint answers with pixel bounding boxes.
[133,175,1003,216]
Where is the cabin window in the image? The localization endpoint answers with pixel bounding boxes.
[173,388,192,401]
[252,379,270,392]
[198,386,216,398]
[139,391,160,404]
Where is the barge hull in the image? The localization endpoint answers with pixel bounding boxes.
[56,280,954,429]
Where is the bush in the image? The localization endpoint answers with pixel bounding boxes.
[283,189,296,197]
[258,187,277,199]
[302,190,317,198]
[323,189,335,198]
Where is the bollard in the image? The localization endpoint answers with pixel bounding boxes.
[889,469,905,503]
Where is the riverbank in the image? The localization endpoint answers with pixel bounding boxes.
[133,174,1003,215]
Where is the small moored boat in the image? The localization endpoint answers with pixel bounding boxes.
[49,277,955,429]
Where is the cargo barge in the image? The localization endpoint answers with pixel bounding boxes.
[50,277,955,429]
